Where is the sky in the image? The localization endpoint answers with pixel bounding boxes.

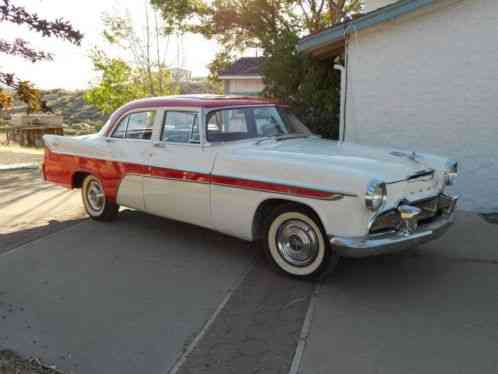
[0,0,222,90]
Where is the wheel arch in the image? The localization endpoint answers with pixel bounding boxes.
[252,198,327,241]
[72,170,91,188]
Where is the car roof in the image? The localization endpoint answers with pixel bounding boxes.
[126,94,276,109]
[103,95,279,136]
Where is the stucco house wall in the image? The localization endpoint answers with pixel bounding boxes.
[225,78,265,96]
[344,0,498,212]
[364,0,398,12]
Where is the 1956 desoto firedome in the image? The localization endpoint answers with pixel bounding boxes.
[42,95,458,279]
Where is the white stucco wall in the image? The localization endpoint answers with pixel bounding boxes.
[345,0,498,212]
[224,78,265,95]
[364,0,398,13]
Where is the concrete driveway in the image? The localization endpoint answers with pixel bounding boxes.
[1,169,497,374]
[0,169,85,254]
[300,212,498,374]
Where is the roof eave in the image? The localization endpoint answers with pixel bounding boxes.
[297,0,436,54]
[219,75,263,80]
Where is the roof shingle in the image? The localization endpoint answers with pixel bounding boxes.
[219,57,264,76]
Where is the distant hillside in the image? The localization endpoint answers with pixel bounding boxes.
[13,89,108,126]
[5,79,218,136]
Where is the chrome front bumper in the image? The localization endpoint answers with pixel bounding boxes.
[330,194,458,258]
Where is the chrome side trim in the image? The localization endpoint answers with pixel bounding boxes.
[211,180,346,201]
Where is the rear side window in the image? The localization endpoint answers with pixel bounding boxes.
[111,117,128,139]
[206,108,253,142]
[161,111,199,143]
[111,111,156,140]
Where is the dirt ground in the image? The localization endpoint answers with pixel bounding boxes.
[0,141,43,166]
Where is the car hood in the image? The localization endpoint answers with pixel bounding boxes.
[245,137,436,183]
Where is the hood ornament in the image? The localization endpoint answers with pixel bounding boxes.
[390,150,420,163]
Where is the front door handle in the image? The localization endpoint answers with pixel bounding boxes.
[152,142,166,148]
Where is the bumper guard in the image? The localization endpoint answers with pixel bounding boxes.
[330,194,458,258]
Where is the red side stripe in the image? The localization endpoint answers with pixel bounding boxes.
[150,166,211,184]
[43,152,339,201]
[211,175,337,200]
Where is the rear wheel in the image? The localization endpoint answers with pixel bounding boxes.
[263,204,338,279]
[82,175,119,221]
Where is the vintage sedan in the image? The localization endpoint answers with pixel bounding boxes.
[42,95,458,278]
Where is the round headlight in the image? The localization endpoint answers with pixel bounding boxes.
[365,179,387,211]
[444,160,458,186]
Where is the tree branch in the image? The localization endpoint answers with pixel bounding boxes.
[0,0,83,45]
[0,71,18,88]
[0,38,52,62]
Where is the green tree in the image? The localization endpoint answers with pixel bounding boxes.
[85,4,177,114]
[84,54,141,114]
[151,0,361,138]
[261,31,341,139]
[206,51,234,93]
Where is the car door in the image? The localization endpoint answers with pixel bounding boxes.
[143,108,215,228]
[106,109,159,210]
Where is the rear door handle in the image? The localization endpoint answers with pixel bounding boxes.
[152,142,166,148]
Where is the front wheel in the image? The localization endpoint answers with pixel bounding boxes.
[82,175,119,221]
[263,204,338,279]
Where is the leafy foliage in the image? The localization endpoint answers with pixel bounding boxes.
[0,89,12,111]
[206,51,234,92]
[16,81,41,113]
[261,31,340,139]
[84,55,140,114]
[151,0,361,138]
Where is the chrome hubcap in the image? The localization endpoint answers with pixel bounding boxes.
[276,219,319,267]
[86,180,105,213]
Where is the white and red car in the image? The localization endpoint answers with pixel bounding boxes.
[42,95,458,278]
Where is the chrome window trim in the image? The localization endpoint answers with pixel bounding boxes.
[108,107,160,141]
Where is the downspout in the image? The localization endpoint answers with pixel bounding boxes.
[334,64,346,141]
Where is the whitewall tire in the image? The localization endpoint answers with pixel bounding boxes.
[263,204,337,279]
[82,175,119,221]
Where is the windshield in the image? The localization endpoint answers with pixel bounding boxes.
[206,106,312,142]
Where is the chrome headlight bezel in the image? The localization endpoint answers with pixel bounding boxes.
[444,160,458,186]
[365,179,387,211]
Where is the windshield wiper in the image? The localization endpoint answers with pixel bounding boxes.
[275,134,309,142]
[255,134,309,145]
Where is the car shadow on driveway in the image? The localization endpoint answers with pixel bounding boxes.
[332,251,448,290]
[0,218,87,256]
[0,208,256,374]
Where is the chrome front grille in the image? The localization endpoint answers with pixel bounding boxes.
[370,195,447,234]
[414,197,440,222]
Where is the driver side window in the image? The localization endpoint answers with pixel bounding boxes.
[161,111,199,144]
[254,108,286,137]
